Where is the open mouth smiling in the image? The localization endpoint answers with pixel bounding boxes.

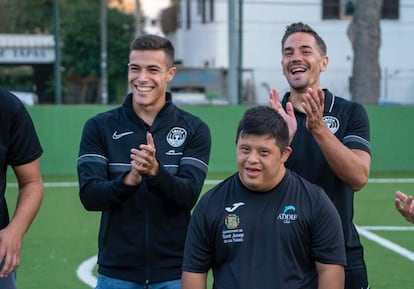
[290,67,307,75]
[135,85,153,92]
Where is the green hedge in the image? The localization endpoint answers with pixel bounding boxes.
[23,104,414,177]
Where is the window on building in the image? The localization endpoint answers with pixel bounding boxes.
[322,0,399,20]
[197,0,214,24]
[199,0,207,24]
[210,0,214,21]
[186,0,191,29]
[344,0,355,17]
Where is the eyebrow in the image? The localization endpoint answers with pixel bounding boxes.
[127,63,162,69]
[283,44,313,51]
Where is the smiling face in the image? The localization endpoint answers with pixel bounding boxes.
[281,32,328,92]
[236,133,291,192]
[128,49,176,112]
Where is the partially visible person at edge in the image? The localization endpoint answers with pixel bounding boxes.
[182,106,346,289]
[395,190,414,224]
[269,22,372,289]
[0,88,44,289]
[77,34,211,289]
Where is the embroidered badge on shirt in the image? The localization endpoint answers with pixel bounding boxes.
[166,127,187,147]
[225,214,240,229]
[323,116,340,134]
[223,214,244,243]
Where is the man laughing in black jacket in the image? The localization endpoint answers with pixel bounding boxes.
[77,34,211,289]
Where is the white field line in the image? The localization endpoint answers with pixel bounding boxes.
[76,255,97,288]
[359,226,414,231]
[357,226,414,262]
[210,178,414,184]
[368,178,414,183]
[5,178,414,189]
[7,182,79,188]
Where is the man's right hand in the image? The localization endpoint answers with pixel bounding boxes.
[269,88,297,144]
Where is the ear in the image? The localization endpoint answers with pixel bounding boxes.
[281,146,292,163]
[320,55,329,72]
[167,66,177,82]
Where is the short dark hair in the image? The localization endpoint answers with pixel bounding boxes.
[236,106,289,151]
[281,22,327,56]
[130,34,175,67]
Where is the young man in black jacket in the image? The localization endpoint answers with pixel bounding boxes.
[77,34,211,289]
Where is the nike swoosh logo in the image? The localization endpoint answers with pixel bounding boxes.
[112,131,133,140]
[225,202,245,212]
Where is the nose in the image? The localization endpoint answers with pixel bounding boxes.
[291,50,302,61]
[137,70,149,82]
[246,151,259,164]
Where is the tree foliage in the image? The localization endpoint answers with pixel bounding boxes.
[2,0,54,33]
[1,0,135,103]
[61,0,135,103]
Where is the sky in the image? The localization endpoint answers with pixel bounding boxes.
[110,0,171,18]
[108,0,171,35]
[140,0,171,18]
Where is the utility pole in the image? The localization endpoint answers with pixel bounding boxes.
[53,0,62,104]
[228,0,243,105]
[100,0,108,104]
[228,0,239,105]
[237,0,243,104]
[135,0,142,36]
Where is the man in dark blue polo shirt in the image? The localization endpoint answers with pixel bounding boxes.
[182,106,346,289]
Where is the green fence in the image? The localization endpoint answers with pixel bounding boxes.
[367,105,414,175]
[24,104,414,177]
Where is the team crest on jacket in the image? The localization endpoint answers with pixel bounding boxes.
[323,116,339,134]
[166,127,187,147]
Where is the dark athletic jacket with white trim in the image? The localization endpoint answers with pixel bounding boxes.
[77,92,211,283]
[282,89,371,270]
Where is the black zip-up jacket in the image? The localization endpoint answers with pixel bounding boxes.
[77,92,211,283]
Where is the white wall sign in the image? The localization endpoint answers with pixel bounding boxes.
[0,47,55,63]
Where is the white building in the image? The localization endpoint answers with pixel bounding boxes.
[165,0,413,105]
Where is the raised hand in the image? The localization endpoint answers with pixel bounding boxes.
[269,88,297,143]
[131,132,159,177]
